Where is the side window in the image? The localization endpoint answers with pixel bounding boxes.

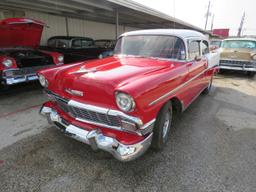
[201,40,209,55]
[47,39,56,47]
[188,41,200,60]
[81,39,95,48]
[72,39,82,48]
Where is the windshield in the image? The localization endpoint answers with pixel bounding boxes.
[114,35,186,60]
[222,40,256,49]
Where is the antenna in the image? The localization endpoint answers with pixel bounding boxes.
[237,12,245,37]
[211,14,214,31]
[204,1,211,30]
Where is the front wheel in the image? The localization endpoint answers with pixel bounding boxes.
[152,101,173,150]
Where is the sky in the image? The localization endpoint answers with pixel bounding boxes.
[133,0,256,36]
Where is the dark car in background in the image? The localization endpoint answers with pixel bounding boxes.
[95,39,115,58]
[40,36,115,64]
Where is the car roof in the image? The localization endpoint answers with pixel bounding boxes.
[224,37,256,42]
[48,36,94,40]
[121,29,207,40]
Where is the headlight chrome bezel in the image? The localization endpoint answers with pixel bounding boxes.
[115,92,136,112]
[38,74,48,88]
[2,59,13,68]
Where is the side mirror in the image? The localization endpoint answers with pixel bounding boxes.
[195,55,202,61]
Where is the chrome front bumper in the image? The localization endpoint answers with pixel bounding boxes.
[2,66,54,85]
[219,65,256,72]
[1,69,38,85]
[219,60,256,72]
[40,106,153,162]
[2,74,38,85]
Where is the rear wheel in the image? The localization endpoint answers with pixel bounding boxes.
[202,76,213,95]
[152,101,173,150]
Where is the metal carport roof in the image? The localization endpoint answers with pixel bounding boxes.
[0,0,207,36]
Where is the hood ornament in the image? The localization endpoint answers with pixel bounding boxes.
[71,66,97,74]
[65,88,84,97]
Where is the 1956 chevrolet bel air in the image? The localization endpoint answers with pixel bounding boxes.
[38,29,219,161]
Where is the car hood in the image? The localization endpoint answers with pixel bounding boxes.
[220,48,256,61]
[0,18,45,48]
[48,56,172,107]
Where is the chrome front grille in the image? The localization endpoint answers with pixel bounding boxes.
[220,60,254,68]
[54,96,122,128]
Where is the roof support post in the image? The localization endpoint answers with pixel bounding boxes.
[115,8,119,40]
[65,16,69,36]
[0,11,4,19]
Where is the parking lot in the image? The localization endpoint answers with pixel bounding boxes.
[0,72,255,192]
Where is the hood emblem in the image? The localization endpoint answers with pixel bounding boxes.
[71,66,97,74]
[65,88,84,97]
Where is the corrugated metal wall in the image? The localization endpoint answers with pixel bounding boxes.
[26,11,67,45]
[25,11,139,45]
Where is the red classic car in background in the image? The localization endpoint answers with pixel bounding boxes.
[39,29,218,161]
[0,18,64,88]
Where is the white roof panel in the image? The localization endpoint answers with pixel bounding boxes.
[121,29,207,40]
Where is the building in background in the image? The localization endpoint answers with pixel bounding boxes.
[212,29,230,38]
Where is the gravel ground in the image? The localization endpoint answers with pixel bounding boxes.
[0,73,255,192]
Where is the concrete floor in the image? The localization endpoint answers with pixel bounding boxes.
[0,72,255,192]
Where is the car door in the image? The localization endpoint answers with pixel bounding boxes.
[187,39,208,98]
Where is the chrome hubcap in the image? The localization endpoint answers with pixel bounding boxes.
[162,112,170,139]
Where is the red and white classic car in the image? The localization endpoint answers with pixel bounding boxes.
[0,18,64,88]
[39,29,218,161]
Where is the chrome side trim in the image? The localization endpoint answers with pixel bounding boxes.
[149,68,209,106]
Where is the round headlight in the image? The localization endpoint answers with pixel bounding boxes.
[115,92,135,112]
[252,55,256,60]
[2,59,13,68]
[57,55,64,63]
[98,54,103,59]
[38,74,48,88]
